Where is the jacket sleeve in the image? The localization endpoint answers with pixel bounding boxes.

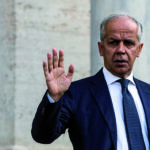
[31,88,75,144]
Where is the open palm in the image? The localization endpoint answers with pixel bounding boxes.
[43,49,74,101]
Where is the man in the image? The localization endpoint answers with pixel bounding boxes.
[31,14,150,150]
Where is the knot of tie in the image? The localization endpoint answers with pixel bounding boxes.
[118,79,130,89]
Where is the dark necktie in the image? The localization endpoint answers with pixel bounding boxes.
[118,79,145,150]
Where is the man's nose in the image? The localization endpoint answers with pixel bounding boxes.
[116,42,125,54]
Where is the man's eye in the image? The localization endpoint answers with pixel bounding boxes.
[108,41,119,45]
[124,40,135,47]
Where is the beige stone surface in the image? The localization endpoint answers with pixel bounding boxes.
[2,0,150,149]
[0,0,90,149]
[1,145,73,150]
[0,0,16,146]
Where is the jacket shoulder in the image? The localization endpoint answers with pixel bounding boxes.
[134,77,150,90]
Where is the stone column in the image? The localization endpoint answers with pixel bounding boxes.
[14,0,90,149]
[0,0,16,147]
[0,0,90,150]
[91,0,150,83]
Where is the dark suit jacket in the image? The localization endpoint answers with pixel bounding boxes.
[31,68,150,150]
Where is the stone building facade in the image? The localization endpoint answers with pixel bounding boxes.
[0,0,150,150]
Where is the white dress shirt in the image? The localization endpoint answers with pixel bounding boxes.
[103,67,149,150]
[47,67,149,149]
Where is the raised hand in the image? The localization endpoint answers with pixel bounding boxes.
[43,48,74,101]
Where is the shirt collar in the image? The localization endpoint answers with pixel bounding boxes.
[102,67,135,85]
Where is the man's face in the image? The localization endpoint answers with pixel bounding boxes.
[98,16,143,78]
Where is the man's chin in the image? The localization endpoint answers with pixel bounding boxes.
[108,66,130,78]
[114,69,131,78]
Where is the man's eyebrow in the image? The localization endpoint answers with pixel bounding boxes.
[108,37,120,40]
[109,37,135,41]
[123,39,135,42]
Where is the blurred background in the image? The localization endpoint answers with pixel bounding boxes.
[0,0,150,150]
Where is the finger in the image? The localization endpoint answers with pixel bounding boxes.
[53,48,58,68]
[67,64,74,81]
[58,49,64,68]
[47,52,53,72]
[43,61,49,77]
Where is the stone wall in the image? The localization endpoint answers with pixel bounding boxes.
[1,0,150,149]
[0,0,90,149]
[0,0,16,146]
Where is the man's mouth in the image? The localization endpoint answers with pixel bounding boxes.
[114,60,127,65]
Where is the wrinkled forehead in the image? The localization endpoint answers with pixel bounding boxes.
[105,16,138,36]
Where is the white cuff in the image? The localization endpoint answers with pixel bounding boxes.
[46,92,59,103]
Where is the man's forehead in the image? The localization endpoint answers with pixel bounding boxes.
[105,16,138,34]
[107,29,137,37]
[105,30,138,41]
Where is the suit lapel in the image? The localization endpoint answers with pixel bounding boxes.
[134,78,150,141]
[89,69,117,150]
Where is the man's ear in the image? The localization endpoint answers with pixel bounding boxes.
[98,41,104,56]
[137,43,143,57]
